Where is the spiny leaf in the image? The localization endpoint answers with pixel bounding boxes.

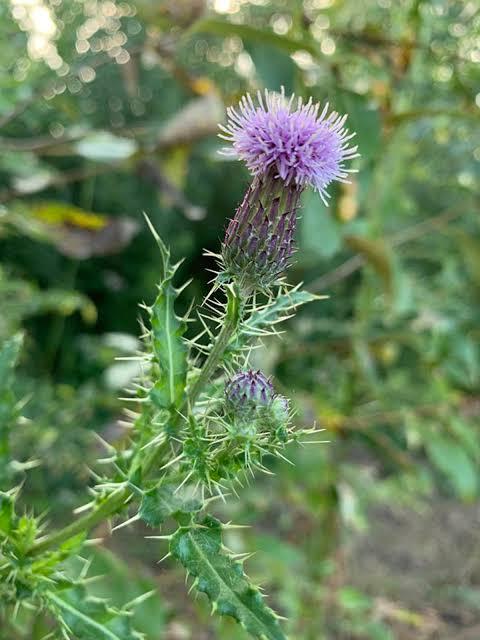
[170,515,287,640]
[146,225,188,410]
[139,483,201,527]
[228,286,322,353]
[46,585,143,640]
[149,283,187,409]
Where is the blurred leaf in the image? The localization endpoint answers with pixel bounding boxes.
[7,203,140,259]
[345,234,394,297]
[456,230,480,287]
[156,93,224,149]
[75,132,138,163]
[338,587,371,612]
[426,434,477,500]
[0,334,23,485]
[85,548,166,638]
[0,269,97,326]
[32,202,106,230]
[0,333,23,383]
[335,90,381,162]
[247,44,296,93]
[12,169,55,194]
[300,189,342,260]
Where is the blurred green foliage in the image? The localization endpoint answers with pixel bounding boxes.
[0,0,479,638]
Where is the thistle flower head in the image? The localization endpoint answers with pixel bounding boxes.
[220,88,358,204]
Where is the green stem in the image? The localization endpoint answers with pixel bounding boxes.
[29,487,129,556]
[187,283,241,407]
[28,284,243,557]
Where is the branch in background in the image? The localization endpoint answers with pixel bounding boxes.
[309,208,465,292]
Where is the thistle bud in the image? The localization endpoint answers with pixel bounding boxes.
[225,369,275,411]
[225,368,290,437]
[222,172,300,288]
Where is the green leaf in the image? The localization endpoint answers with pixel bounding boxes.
[46,585,143,640]
[170,515,286,640]
[426,434,478,500]
[147,223,188,410]
[247,43,296,94]
[139,483,201,527]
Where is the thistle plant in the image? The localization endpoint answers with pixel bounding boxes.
[0,89,357,640]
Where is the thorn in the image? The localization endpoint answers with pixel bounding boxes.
[73,501,95,515]
[111,513,141,532]
[159,452,184,471]
[157,551,172,564]
[84,537,104,546]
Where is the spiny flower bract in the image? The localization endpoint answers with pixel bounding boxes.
[220,88,359,204]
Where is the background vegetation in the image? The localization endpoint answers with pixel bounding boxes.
[0,0,479,638]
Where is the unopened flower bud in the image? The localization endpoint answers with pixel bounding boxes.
[225,370,275,412]
[222,172,300,288]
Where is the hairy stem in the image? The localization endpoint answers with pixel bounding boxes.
[29,487,129,556]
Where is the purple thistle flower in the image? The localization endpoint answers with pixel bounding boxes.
[220,88,358,204]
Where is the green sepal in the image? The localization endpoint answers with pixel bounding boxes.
[170,515,287,640]
[139,483,201,527]
[46,583,144,640]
